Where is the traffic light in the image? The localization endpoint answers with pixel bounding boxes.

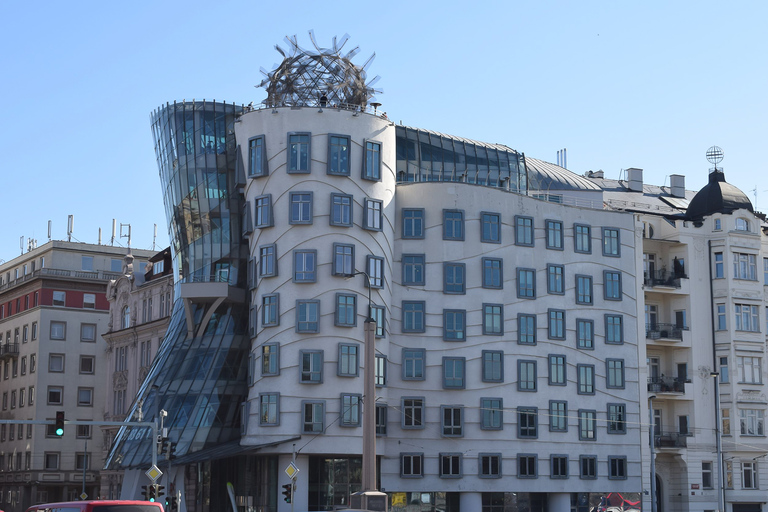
[167,441,177,460]
[156,484,165,500]
[148,484,157,502]
[165,496,178,511]
[55,411,65,436]
[140,486,149,500]
[281,483,292,503]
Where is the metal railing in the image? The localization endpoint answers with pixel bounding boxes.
[648,376,688,393]
[644,269,687,288]
[0,267,123,293]
[646,323,685,340]
[0,342,19,358]
[654,432,688,448]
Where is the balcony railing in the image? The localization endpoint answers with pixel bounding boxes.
[644,269,687,288]
[0,342,19,359]
[646,323,685,340]
[648,376,689,393]
[654,432,688,448]
[0,267,123,292]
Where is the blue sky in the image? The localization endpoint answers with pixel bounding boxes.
[1,1,765,264]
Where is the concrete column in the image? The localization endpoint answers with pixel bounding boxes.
[459,492,482,511]
[548,492,571,512]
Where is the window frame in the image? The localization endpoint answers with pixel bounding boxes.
[337,343,360,377]
[443,356,466,389]
[402,208,425,239]
[482,350,504,383]
[577,364,595,395]
[299,350,323,384]
[287,132,311,173]
[548,354,566,386]
[517,454,538,479]
[401,397,425,429]
[402,348,426,381]
[258,244,277,278]
[574,224,592,253]
[443,262,466,294]
[515,216,534,246]
[261,294,279,328]
[327,134,351,176]
[332,243,355,277]
[549,400,568,432]
[442,209,465,241]
[340,393,361,427]
[288,191,314,225]
[580,455,598,479]
[293,249,317,283]
[575,275,593,305]
[330,193,354,227]
[442,309,466,341]
[261,343,280,376]
[550,455,569,479]
[606,359,626,389]
[605,314,624,344]
[578,409,597,441]
[440,405,464,437]
[362,139,382,181]
[608,456,628,480]
[254,194,273,228]
[439,452,463,479]
[607,403,627,434]
[400,452,424,477]
[548,309,565,340]
[604,271,623,300]
[295,300,320,333]
[576,319,594,350]
[402,301,426,333]
[602,227,621,256]
[545,219,564,250]
[547,264,564,295]
[479,453,502,478]
[482,257,503,289]
[480,212,501,243]
[302,400,325,434]
[518,360,537,392]
[482,303,504,335]
[480,397,503,430]
[518,313,537,345]
[363,198,383,231]
[335,293,357,328]
[259,392,280,426]
[517,407,539,439]
[402,254,426,286]
[247,135,267,178]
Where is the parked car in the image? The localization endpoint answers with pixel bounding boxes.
[26,500,164,512]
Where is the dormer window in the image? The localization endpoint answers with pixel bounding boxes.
[736,218,750,232]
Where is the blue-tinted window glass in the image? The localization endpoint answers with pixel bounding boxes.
[482,258,503,289]
[364,140,382,180]
[403,349,425,380]
[402,209,424,239]
[328,135,350,175]
[444,263,466,294]
[296,301,319,333]
[518,314,536,344]
[443,357,466,389]
[402,302,425,333]
[443,210,464,240]
[330,194,353,227]
[403,255,425,286]
[481,212,501,243]
[248,136,266,177]
[288,133,310,172]
[443,309,466,341]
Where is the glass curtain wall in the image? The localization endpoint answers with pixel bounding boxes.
[106,101,249,469]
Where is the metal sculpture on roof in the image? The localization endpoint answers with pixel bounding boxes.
[258,31,382,108]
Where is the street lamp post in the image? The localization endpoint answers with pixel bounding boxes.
[649,395,657,512]
[711,372,725,512]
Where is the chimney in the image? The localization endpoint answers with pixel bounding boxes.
[626,168,643,192]
[669,174,686,198]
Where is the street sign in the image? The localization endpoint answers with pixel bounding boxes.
[80,493,88,500]
[284,461,299,479]
[145,465,163,482]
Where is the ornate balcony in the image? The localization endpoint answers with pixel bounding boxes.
[0,342,19,360]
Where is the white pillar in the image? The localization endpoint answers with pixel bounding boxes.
[459,492,482,511]
[548,492,571,512]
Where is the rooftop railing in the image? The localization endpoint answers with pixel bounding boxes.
[0,268,123,292]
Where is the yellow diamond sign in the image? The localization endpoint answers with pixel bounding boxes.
[145,465,163,482]
[284,461,299,479]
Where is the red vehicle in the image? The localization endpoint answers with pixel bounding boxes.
[26,501,164,512]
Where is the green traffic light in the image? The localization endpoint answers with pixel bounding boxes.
[149,498,155,503]
[55,427,64,436]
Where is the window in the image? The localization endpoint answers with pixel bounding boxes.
[330,243,354,277]
[602,228,620,256]
[402,209,424,239]
[44,453,60,471]
[518,360,537,391]
[76,424,91,439]
[515,216,534,246]
[340,394,361,426]
[31,321,37,340]
[296,300,319,333]
[248,135,267,177]
[579,410,597,440]
[739,409,764,436]
[443,210,464,240]
[261,343,279,376]
[375,354,387,386]
[79,356,94,374]
[548,309,565,339]
[607,359,625,388]
[254,194,273,228]
[83,293,95,309]
[403,349,425,380]
[335,294,357,327]
[608,457,627,480]
[576,319,594,349]
[443,357,466,389]
[550,400,568,432]
[402,397,425,428]
[518,314,537,344]
[573,275,593,305]
[260,393,279,425]
[549,355,566,386]
[259,244,277,277]
[719,356,730,383]
[80,323,96,342]
[764,257,768,285]
[376,403,387,435]
[21,356,26,375]
[443,309,466,341]
[261,294,279,327]
[482,351,503,382]
[480,397,503,430]
[482,258,503,289]
[605,315,623,344]
[47,387,63,405]
[363,198,383,231]
[293,250,317,282]
[441,406,463,437]
[735,304,760,332]
[75,452,90,471]
[49,354,64,372]
[402,254,425,286]
[734,252,758,280]
[300,350,323,383]
[736,218,751,231]
[330,193,353,227]
[439,453,462,478]
[363,140,382,180]
[481,212,501,243]
[338,344,359,376]
[289,192,313,224]
[517,454,537,478]
[52,291,65,307]
[714,252,724,278]
[479,453,502,478]
[738,356,762,384]
[578,365,595,394]
[327,135,350,175]
[546,220,563,249]
[608,404,627,433]
[604,271,622,300]
[288,133,310,172]
[551,455,569,479]
[302,401,325,433]
[367,255,384,288]
[443,263,466,294]
[401,453,423,477]
[580,455,597,479]
[518,407,538,438]
[726,460,734,488]
[480,304,503,335]
[516,268,535,298]
[547,265,564,294]
[371,305,386,337]
[30,355,36,373]
[574,224,591,253]
[742,460,758,489]
[402,301,425,333]
[77,388,93,406]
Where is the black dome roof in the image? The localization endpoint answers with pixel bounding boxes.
[686,170,753,221]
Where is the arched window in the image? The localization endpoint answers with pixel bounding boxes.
[122,306,131,329]
[736,218,750,231]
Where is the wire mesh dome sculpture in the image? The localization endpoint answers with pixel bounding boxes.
[258,32,382,109]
